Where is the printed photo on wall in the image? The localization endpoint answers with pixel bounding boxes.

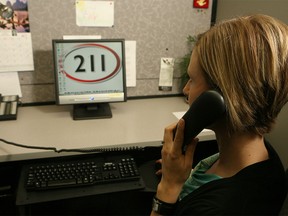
[0,0,29,32]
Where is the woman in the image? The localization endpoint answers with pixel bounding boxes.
[151,14,288,215]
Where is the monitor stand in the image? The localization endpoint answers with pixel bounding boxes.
[73,103,112,120]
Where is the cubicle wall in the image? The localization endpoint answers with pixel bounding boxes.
[216,0,288,23]
[17,0,215,104]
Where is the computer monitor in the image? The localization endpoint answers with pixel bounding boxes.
[52,39,127,120]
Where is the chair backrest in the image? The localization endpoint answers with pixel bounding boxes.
[278,169,288,216]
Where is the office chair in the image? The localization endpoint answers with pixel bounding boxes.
[278,169,288,216]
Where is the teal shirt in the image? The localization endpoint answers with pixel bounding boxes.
[179,153,221,200]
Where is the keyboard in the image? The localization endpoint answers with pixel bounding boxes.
[22,155,142,191]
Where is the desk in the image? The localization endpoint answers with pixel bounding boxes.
[0,97,217,215]
[0,97,215,162]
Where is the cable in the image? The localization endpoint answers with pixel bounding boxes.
[0,138,148,153]
[0,138,58,151]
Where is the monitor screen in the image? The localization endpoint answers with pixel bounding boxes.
[52,39,127,120]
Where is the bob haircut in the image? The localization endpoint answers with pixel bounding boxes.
[195,14,288,135]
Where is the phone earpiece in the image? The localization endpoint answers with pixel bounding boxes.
[181,90,226,149]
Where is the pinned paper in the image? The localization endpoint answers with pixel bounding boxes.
[159,58,175,91]
[0,32,34,72]
[125,41,136,87]
[75,0,114,27]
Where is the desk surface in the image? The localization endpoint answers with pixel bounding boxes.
[0,97,215,162]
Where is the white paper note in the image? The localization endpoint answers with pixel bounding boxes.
[0,72,22,97]
[173,111,185,120]
[125,41,136,87]
[0,32,34,72]
[75,0,114,27]
[159,58,175,91]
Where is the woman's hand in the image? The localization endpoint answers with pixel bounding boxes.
[156,119,199,204]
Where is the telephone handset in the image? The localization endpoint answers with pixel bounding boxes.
[181,90,226,150]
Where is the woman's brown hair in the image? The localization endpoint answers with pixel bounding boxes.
[195,14,288,135]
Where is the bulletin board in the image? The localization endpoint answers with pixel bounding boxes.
[16,0,215,103]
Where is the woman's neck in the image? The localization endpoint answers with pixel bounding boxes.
[206,132,269,178]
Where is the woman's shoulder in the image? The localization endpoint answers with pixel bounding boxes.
[174,140,287,215]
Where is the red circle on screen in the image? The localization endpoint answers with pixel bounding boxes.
[63,43,121,83]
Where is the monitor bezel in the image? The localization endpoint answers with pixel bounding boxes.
[52,38,127,105]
